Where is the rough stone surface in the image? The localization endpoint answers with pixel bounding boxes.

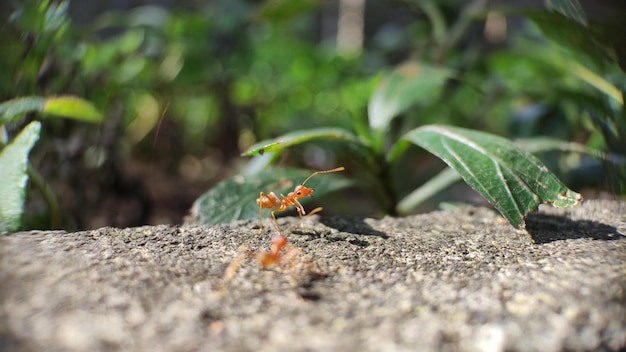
[0,200,625,352]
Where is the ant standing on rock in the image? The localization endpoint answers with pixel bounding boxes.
[255,166,345,266]
[256,206,324,267]
[256,166,345,234]
[222,167,345,282]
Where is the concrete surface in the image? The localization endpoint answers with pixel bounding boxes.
[0,200,625,351]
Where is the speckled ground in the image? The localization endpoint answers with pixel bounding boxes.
[1,200,624,352]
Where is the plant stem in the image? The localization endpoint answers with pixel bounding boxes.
[28,163,62,229]
[396,167,461,214]
[432,0,488,64]
[378,157,399,216]
[420,0,447,45]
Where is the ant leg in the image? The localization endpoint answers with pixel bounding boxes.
[258,192,264,232]
[270,210,284,235]
[286,207,323,233]
[292,199,308,229]
[280,194,306,227]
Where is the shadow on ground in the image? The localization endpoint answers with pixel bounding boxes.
[319,217,389,239]
[525,213,624,244]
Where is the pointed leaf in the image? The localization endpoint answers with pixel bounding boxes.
[368,62,453,130]
[43,96,103,122]
[188,168,351,225]
[241,127,376,168]
[404,125,582,228]
[0,121,41,234]
[0,96,103,124]
[242,127,363,156]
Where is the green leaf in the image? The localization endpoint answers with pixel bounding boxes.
[13,0,70,33]
[544,0,587,26]
[515,136,618,162]
[241,126,377,169]
[0,97,45,124]
[589,110,626,155]
[0,96,103,124]
[93,5,171,30]
[0,121,42,235]
[256,0,320,21]
[565,61,623,106]
[368,62,453,131]
[242,127,378,171]
[396,137,612,214]
[188,168,351,225]
[242,127,364,156]
[513,2,626,70]
[404,125,582,228]
[519,9,613,67]
[43,96,103,122]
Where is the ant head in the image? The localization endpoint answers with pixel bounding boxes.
[293,184,314,198]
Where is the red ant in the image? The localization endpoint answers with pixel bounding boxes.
[222,207,324,282]
[257,230,293,267]
[256,206,324,267]
[256,167,345,234]
[222,167,345,282]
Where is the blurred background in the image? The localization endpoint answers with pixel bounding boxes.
[1,0,624,231]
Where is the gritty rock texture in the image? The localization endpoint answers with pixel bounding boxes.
[0,200,625,352]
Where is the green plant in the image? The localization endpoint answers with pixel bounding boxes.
[3,0,377,231]
[0,96,103,234]
[190,0,625,229]
[2,0,166,231]
[0,0,106,233]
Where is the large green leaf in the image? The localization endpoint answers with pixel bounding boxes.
[188,168,352,225]
[395,137,611,214]
[404,125,582,228]
[0,96,103,124]
[0,121,41,235]
[368,62,453,131]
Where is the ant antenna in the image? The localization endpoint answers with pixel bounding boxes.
[301,167,345,185]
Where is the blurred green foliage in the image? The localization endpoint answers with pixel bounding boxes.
[0,0,624,231]
[192,0,626,227]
